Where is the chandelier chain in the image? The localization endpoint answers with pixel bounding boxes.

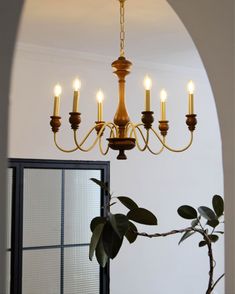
[120,0,125,57]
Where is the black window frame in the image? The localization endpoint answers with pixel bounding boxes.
[8,158,110,294]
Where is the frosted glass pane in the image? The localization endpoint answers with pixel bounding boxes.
[22,249,60,294]
[23,169,62,247]
[6,252,10,294]
[7,168,13,249]
[64,170,101,244]
[64,246,99,294]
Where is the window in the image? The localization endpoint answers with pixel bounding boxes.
[8,159,110,294]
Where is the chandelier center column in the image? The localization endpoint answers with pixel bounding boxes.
[112,56,132,138]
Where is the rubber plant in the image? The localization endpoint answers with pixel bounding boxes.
[89,178,224,294]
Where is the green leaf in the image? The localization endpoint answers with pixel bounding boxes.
[109,213,129,238]
[212,195,224,217]
[208,234,219,243]
[199,240,207,247]
[117,196,139,210]
[89,223,105,261]
[102,222,123,259]
[125,221,138,244]
[198,206,217,221]
[178,231,195,245]
[177,205,198,219]
[95,238,108,268]
[214,231,224,235]
[207,219,220,228]
[127,208,157,225]
[90,178,110,194]
[90,217,106,232]
[191,218,199,227]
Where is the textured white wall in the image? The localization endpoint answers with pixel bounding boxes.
[9,44,224,293]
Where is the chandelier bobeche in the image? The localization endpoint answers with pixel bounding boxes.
[50,0,197,160]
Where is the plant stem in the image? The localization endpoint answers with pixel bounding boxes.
[137,227,224,294]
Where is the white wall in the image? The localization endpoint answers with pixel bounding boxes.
[166,1,234,292]
[9,43,224,293]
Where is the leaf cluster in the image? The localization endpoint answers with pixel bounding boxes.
[177,195,224,246]
[89,178,157,267]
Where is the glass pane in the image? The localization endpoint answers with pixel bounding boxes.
[64,246,99,294]
[23,169,62,247]
[7,168,13,249]
[6,251,10,294]
[22,249,60,294]
[64,170,101,244]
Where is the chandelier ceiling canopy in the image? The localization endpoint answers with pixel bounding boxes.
[50,0,197,160]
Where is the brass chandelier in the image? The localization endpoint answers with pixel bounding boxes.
[50,0,197,160]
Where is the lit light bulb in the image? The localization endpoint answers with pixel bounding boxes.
[54,84,62,97]
[187,80,195,94]
[73,78,81,91]
[160,89,167,102]
[144,75,152,90]
[96,90,104,103]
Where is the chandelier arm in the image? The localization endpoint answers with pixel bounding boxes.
[128,123,150,152]
[78,125,98,147]
[98,123,117,155]
[146,138,165,155]
[73,122,115,152]
[54,133,79,153]
[99,136,110,155]
[134,125,165,155]
[151,127,194,152]
[128,123,144,138]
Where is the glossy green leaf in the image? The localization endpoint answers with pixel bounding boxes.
[198,206,217,221]
[207,219,220,228]
[178,231,195,245]
[102,222,123,259]
[90,178,110,194]
[117,196,139,210]
[191,218,199,228]
[109,213,129,238]
[212,195,224,217]
[199,240,207,247]
[89,223,105,261]
[95,238,108,268]
[177,205,198,219]
[90,217,106,232]
[125,221,138,244]
[209,234,219,243]
[127,208,157,225]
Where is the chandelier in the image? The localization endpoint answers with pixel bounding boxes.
[50,0,197,160]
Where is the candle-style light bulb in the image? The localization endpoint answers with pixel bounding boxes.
[96,90,104,121]
[96,90,104,103]
[160,89,167,102]
[160,89,167,121]
[73,78,81,92]
[187,80,195,114]
[53,84,62,116]
[54,84,62,97]
[143,75,152,111]
[72,78,81,112]
[144,75,152,91]
[187,80,195,95]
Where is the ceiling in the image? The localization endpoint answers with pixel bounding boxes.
[17,0,203,69]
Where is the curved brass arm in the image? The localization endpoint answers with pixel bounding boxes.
[150,127,194,152]
[73,122,117,152]
[54,133,79,153]
[98,124,117,155]
[130,124,165,155]
[128,123,149,151]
